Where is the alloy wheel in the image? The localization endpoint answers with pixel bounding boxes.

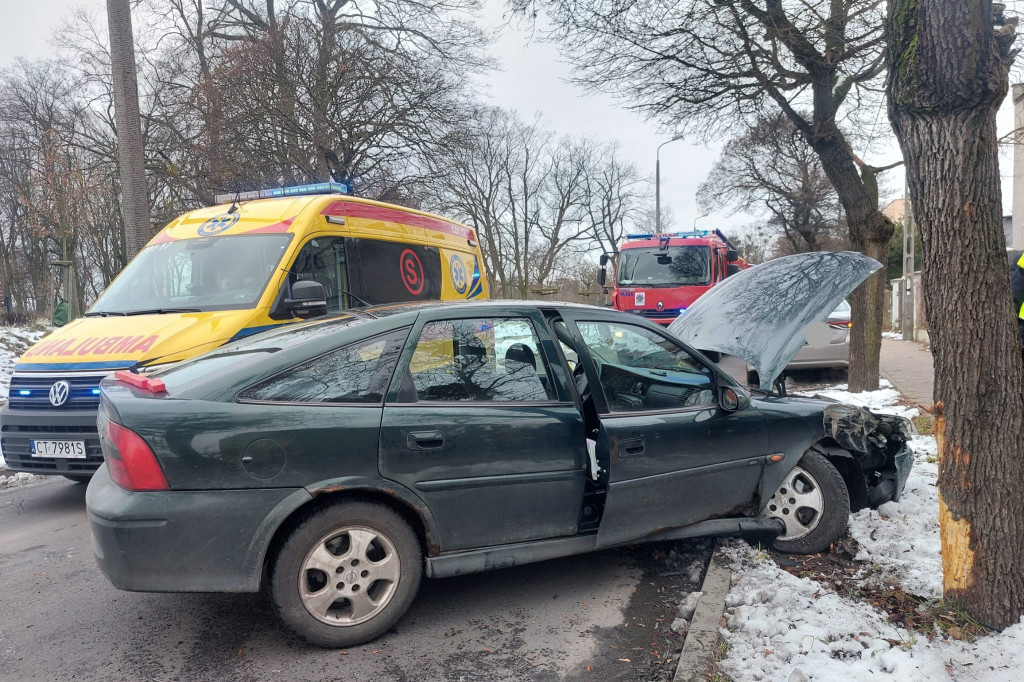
[298,526,401,626]
[763,466,825,541]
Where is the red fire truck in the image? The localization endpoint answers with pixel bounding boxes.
[598,229,749,325]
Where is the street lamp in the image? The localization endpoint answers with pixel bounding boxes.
[656,135,685,233]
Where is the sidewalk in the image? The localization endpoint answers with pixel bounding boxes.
[880,337,934,407]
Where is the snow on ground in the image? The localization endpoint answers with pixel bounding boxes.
[0,324,49,469]
[882,331,905,341]
[0,471,42,489]
[716,381,1024,681]
[1,325,48,399]
[797,379,919,420]
[718,542,1024,682]
[808,380,943,599]
[849,436,942,599]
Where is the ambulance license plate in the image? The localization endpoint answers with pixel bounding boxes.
[31,440,87,458]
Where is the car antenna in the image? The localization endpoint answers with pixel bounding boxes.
[339,290,371,307]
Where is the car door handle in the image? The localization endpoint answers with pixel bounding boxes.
[408,431,445,451]
[619,436,645,457]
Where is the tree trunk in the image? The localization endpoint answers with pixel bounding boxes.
[806,132,894,391]
[887,0,1024,628]
[106,0,152,259]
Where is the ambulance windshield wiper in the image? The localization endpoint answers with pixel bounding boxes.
[120,308,203,316]
[84,311,127,317]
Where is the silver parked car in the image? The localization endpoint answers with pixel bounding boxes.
[742,299,850,386]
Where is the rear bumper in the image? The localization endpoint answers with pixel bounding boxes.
[87,464,311,592]
[0,403,103,475]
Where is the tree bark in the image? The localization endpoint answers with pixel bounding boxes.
[887,0,1024,628]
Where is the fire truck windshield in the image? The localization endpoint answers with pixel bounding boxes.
[617,245,712,287]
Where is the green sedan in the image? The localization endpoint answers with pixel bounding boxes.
[87,253,913,648]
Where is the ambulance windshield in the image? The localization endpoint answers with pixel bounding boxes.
[617,245,711,287]
[89,235,292,315]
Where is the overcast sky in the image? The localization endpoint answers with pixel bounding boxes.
[2,0,1018,234]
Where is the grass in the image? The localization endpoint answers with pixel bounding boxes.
[911,414,935,435]
[704,636,732,682]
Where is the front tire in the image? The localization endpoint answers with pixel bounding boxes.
[269,501,422,648]
[764,451,849,554]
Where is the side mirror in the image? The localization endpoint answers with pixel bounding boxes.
[726,249,739,262]
[719,385,750,412]
[597,268,607,286]
[726,263,741,277]
[286,280,328,319]
[599,253,609,266]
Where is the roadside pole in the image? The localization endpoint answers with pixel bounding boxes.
[902,189,915,342]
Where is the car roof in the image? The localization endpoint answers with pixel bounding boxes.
[354,299,611,318]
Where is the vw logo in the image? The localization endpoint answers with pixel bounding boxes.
[49,380,71,407]
[657,301,664,311]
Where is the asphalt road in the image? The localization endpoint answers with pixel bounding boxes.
[0,477,710,682]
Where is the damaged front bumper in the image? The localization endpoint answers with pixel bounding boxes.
[823,404,914,506]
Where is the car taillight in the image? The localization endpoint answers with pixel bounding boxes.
[828,320,852,329]
[101,416,169,491]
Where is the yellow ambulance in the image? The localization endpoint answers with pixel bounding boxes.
[1,183,488,480]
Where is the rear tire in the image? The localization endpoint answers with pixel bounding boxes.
[63,474,92,484]
[764,451,849,554]
[269,501,422,648]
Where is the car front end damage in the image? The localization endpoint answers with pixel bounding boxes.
[823,404,914,507]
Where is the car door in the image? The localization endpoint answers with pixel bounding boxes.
[378,311,587,552]
[561,314,768,548]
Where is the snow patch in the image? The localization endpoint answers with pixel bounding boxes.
[0,324,50,468]
[849,435,941,598]
[882,331,905,340]
[0,471,42,489]
[796,379,919,419]
[718,542,1024,681]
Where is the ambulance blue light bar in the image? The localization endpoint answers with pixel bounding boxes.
[213,182,350,204]
[626,230,710,240]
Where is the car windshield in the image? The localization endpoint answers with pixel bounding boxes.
[89,234,292,315]
[617,245,711,287]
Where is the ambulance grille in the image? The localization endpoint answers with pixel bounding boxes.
[7,374,104,410]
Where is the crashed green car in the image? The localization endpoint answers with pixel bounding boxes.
[87,251,912,648]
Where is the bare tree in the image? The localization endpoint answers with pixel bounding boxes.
[886,0,1024,628]
[516,0,899,391]
[430,109,652,298]
[700,113,850,257]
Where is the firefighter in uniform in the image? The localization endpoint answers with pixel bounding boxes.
[1012,252,1024,352]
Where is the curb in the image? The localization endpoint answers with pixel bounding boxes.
[672,551,732,682]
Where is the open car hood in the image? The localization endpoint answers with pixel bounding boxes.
[667,251,881,390]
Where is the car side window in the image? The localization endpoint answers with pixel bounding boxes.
[239,329,408,404]
[403,318,556,402]
[575,321,716,412]
[290,237,348,312]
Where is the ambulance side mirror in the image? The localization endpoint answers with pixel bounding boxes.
[286,280,328,319]
[598,253,609,287]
